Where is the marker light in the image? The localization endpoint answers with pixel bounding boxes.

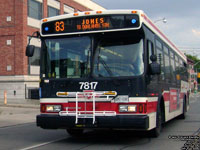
[85,12,90,15]
[43,19,48,22]
[45,27,49,31]
[148,93,158,97]
[131,11,137,14]
[131,19,137,24]
[74,13,79,16]
[96,11,102,14]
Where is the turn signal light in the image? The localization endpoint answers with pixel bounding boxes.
[56,92,68,96]
[104,91,117,96]
[139,104,143,113]
[41,104,46,113]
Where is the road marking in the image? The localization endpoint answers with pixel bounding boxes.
[19,137,66,150]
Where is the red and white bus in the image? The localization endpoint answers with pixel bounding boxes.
[26,10,189,137]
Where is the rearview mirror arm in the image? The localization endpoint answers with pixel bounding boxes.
[28,31,40,45]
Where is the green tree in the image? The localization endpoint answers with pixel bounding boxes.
[185,54,200,71]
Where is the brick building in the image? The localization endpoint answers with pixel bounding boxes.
[0,0,105,102]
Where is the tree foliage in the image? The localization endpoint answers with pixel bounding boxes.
[185,54,200,71]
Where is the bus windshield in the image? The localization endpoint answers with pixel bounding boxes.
[93,36,144,77]
[42,36,91,78]
[41,34,144,79]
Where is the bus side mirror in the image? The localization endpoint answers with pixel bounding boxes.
[26,31,40,57]
[26,45,35,57]
[149,55,161,75]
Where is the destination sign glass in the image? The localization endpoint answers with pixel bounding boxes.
[42,14,140,35]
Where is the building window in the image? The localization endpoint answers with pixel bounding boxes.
[64,4,74,14]
[48,6,60,17]
[28,0,43,20]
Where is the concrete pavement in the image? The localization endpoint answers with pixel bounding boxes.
[0,99,40,128]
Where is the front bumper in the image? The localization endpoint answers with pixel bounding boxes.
[37,114,149,130]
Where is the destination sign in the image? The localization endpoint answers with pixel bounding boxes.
[41,14,140,35]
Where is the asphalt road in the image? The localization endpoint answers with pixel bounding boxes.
[0,94,200,150]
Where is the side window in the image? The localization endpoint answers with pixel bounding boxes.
[156,40,162,49]
[163,46,170,82]
[175,55,180,83]
[169,50,176,82]
[179,59,188,81]
[156,39,164,80]
[184,62,188,80]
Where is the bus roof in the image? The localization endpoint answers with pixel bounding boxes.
[41,10,186,61]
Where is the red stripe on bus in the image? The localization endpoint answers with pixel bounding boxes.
[163,92,170,102]
[147,101,157,113]
[40,101,158,114]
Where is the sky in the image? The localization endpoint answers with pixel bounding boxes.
[93,0,200,57]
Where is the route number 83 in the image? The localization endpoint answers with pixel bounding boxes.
[79,82,98,90]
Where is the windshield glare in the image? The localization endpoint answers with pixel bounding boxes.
[94,37,144,77]
[42,36,91,78]
[41,34,144,79]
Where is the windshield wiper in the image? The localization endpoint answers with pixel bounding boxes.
[98,56,121,86]
[98,56,113,77]
[81,50,90,77]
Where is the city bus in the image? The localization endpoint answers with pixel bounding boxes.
[26,10,189,137]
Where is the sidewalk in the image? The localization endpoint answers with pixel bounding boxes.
[189,92,200,98]
[0,99,40,128]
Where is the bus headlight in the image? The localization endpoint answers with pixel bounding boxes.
[46,105,61,112]
[119,105,137,112]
